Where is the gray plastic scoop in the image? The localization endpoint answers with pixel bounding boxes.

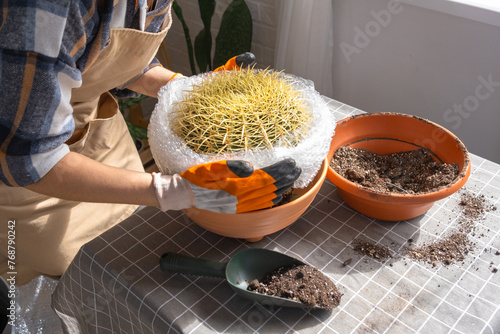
[159,248,327,309]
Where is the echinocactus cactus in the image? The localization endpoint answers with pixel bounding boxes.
[171,68,312,155]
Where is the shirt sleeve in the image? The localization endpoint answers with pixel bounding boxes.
[0,2,85,187]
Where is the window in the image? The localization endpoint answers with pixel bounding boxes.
[399,0,500,27]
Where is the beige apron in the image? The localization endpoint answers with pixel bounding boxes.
[0,7,171,285]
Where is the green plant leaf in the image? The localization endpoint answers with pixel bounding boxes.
[197,0,215,71]
[198,0,215,29]
[195,28,212,73]
[213,0,253,69]
[172,0,197,75]
[126,120,148,141]
[118,95,148,111]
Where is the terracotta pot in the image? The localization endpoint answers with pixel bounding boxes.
[327,113,471,221]
[183,158,328,242]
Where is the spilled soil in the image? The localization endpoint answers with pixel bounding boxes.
[407,232,472,266]
[407,190,497,267]
[247,264,342,310]
[353,240,393,261]
[346,189,497,269]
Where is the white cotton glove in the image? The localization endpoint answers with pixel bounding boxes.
[152,173,194,211]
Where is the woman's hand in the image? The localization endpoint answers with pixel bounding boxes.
[128,52,256,98]
[127,66,182,98]
[153,159,301,213]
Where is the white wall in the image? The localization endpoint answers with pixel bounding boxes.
[164,0,500,164]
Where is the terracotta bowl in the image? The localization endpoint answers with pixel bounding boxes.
[183,158,328,242]
[327,113,471,221]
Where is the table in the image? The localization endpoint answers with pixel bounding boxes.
[51,98,500,334]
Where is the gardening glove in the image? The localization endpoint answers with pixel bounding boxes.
[213,52,256,72]
[153,159,301,213]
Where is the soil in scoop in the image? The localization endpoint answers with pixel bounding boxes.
[247,264,342,310]
[331,147,459,194]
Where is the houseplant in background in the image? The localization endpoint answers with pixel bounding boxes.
[326,113,471,221]
[118,96,149,151]
[172,0,253,74]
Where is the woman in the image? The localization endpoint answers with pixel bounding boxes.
[0,0,299,285]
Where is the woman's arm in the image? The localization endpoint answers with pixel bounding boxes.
[24,67,183,206]
[127,66,182,98]
[26,152,160,207]
[25,66,185,206]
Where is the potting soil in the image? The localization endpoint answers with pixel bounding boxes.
[247,264,342,310]
[407,190,497,267]
[344,189,497,269]
[331,147,459,194]
[353,240,392,260]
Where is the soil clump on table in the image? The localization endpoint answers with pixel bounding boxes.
[407,233,472,266]
[353,240,392,261]
[406,190,497,267]
[458,191,496,222]
[247,264,342,310]
[331,147,459,194]
[343,190,497,269]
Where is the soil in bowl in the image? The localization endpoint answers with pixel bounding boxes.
[247,264,342,310]
[274,188,295,207]
[330,147,459,194]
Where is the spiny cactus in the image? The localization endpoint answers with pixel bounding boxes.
[171,68,312,154]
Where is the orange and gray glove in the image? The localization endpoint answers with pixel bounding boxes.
[152,159,301,213]
[165,52,254,87]
[213,52,256,72]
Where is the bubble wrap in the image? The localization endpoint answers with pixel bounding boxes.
[8,275,63,333]
[148,72,336,188]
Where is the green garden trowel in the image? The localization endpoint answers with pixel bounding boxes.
[159,248,326,309]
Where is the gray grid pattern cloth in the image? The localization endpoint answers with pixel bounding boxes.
[52,99,500,334]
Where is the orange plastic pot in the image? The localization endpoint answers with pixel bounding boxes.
[327,113,471,221]
[183,158,328,242]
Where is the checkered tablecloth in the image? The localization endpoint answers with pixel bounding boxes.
[51,99,500,334]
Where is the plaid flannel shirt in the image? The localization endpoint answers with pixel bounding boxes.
[0,0,170,187]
